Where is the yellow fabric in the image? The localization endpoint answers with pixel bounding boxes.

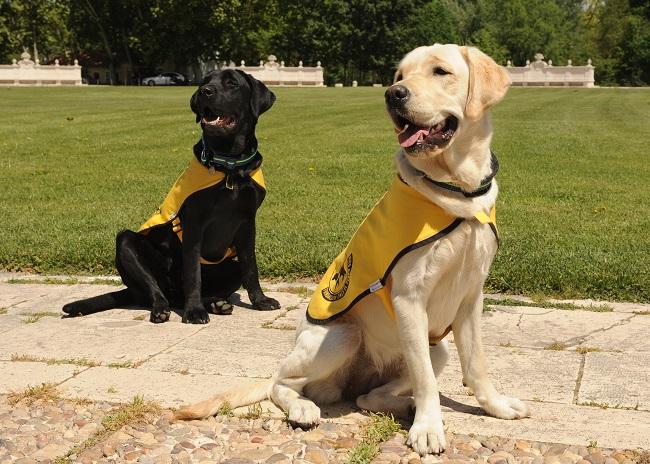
[307,176,496,323]
[138,156,265,264]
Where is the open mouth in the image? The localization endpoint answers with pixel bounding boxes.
[394,114,458,152]
[201,108,236,129]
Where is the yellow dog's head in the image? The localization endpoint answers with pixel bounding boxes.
[386,44,510,158]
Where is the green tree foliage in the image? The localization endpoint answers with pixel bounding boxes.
[0,0,73,63]
[584,0,650,85]
[270,0,457,85]
[0,0,647,85]
[460,0,588,65]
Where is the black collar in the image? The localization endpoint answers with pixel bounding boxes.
[196,136,263,174]
[418,152,499,198]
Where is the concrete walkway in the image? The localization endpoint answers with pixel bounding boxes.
[1,273,649,452]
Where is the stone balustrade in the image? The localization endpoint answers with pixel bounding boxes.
[225,55,324,87]
[0,52,83,86]
[506,53,595,87]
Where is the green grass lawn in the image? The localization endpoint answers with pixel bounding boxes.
[1,86,648,302]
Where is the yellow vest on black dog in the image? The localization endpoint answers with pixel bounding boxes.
[307,176,496,324]
[138,157,265,264]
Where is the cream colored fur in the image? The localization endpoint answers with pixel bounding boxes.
[174,44,530,456]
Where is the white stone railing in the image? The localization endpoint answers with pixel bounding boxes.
[506,54,594,88]
[0,52,83,86]
[225,55,324,87]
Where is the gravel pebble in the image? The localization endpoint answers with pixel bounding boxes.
[0,395,646,464]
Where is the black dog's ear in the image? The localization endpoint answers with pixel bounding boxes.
[190,91,200,123]
[236,70,276,118]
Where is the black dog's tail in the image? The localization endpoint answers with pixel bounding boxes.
[62,289,134,316]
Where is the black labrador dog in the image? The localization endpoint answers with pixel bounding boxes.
[63,69,280,323]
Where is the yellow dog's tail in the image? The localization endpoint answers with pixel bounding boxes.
[173,380,273,421]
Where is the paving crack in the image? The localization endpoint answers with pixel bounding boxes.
[493,307,556,317]
[134,325,210,368]
[572,353,586,404]
[562,314,636,348]
[56,365,94,389]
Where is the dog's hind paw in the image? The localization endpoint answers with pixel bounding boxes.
[481,394,530,420]
[61,303,82,316]
[206,299,233,315]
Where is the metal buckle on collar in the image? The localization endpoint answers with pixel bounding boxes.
[225,174,234,190]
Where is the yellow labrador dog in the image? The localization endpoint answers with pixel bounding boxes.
[175,44,529,456]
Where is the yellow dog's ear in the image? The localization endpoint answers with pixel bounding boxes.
[461,46,511,120]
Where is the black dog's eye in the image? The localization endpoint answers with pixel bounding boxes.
[225,79,238,88]
[433,67,450,76]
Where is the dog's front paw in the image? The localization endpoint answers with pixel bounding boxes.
[251,296,281,311]
[182,307,210,324]
[150,308,171,323]
[481,394,530,419]
[407,419,446,456]
[287,399,320,429]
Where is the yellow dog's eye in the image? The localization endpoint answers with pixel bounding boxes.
[394,72,403,82]
[433,67,450,76]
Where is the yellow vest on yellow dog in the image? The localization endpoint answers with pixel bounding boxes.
[138,156,265,264]
[307,176,496,324]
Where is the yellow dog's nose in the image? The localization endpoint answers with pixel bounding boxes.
[385,84,410,107]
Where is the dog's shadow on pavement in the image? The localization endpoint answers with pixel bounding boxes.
[314,395,485,426]
[60,291,257,321]
[229,293,254,310]
[440,394,486,416]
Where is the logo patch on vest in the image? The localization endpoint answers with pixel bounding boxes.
[322,253,353,302]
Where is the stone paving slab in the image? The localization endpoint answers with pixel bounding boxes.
[579,352,649,411]
[0,278,649,455]
[0,283,124,314]
[474,307,634,349]
[438,346,582,404]
[0,314,206,365]
[0,313,28,335]
[487,292,650,314]
[441,394,650,450]
[139,325,294,378]
[0,361,79,392]
[60,367,265,408]
[581,315,650,352]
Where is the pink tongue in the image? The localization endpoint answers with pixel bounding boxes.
[398,125,430,148]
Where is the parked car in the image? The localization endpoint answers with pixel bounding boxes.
[141,72,187,86]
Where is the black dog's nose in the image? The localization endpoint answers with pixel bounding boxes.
[385,85,410,106]
[200,85,215,97]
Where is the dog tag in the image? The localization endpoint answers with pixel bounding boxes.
[208,166,216,175]
[369,280,383,293]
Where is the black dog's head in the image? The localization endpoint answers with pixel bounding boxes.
[190,69,275,155]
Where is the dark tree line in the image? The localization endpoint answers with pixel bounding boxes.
[1,0,648,85]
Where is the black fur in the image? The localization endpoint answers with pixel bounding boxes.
[63,69,280,323]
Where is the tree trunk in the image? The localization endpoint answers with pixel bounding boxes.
[121,28,133,85]
[84,0,115,85]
